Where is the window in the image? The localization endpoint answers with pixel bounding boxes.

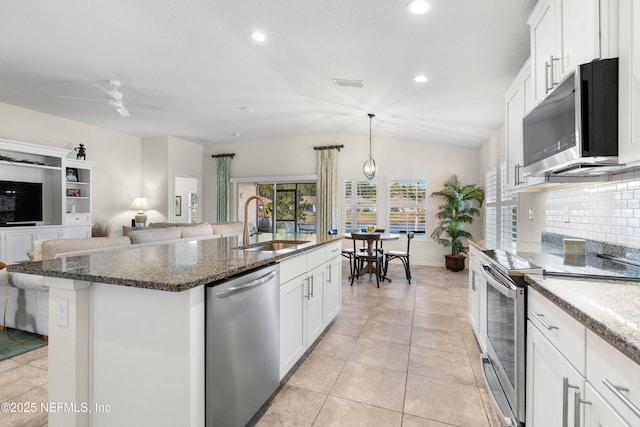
[485,166,498,248]
[388,179,427,233]
[485,161,518,249]
[344,180,377,232]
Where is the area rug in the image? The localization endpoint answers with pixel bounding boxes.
[0,328,48,362]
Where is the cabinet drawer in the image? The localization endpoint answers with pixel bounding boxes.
[528,288,586,375]
[586,330,640,425]
[279,254,307,284]
[307,247,326,269]
[325,241,342,260]
[65,213,91,225]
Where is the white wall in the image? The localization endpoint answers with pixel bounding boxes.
[203,133,484,266]
[0,102,142,234]
[141,136,204,224]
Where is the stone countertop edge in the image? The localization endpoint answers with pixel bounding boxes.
[7,235,343,293]
[524,274,640,366]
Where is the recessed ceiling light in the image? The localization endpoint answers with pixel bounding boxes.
[251,31,266,42]
[239,106,254,113]
[413,74,428,83]
[407,0,430,15]
[231,133,240,137]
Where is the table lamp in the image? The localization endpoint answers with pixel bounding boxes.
[130,197,151,226]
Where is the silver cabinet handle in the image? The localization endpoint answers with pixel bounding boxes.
[531,311,559,330]
[310,275,314,298]
[563,377,579,427]
[574,390,591,427]
[603,378,640,417]
[305,277,310,300]
[327,265,332,283]
[216,269,278,298]
[545,60,551,94]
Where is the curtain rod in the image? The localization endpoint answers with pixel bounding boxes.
[313,144,344,151]
[211,153,236,158]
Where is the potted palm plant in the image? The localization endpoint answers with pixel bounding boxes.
[430,175,485,272]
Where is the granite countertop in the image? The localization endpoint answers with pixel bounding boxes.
[525,273,640,366]
[7,234,342,292]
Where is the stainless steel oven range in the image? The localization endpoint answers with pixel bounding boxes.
[480,250,541,427]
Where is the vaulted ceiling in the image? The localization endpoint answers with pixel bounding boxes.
[0,0,536,147]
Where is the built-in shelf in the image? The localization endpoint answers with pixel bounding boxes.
[0,159,62,171]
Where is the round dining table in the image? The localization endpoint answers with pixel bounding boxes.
[344,232,400,281]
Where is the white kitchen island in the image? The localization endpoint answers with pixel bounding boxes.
[9,234,342,427]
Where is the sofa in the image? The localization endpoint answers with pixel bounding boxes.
[0,222,243,336]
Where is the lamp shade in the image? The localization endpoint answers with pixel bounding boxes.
[130,197,151,212]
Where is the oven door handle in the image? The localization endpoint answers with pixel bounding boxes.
[482,266,517,299]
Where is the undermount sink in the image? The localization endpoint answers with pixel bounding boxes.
[240,240,310,252]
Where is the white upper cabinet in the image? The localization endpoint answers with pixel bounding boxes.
[529,0,560,102]
[528,0,615,104]
[618,0,640,164]
[505,59,545,191]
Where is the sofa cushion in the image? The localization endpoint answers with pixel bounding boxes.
[41,237,132,261]
[129,228,181,244]
[210,221,244,237]
[180,223,214,239]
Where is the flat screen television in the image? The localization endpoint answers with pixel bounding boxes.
[0,180,43,224]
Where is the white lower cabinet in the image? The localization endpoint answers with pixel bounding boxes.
[583,382,630,427]
[468,245,486,351]
[280,270,307,378]
[324,242,342,324]
[3,229,36,263]
[526,320,585,427]
[527,288,640,426]
[279,244,341,380]
[305,264,325,345]
[63,225,92,238]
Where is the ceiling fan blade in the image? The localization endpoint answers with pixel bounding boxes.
[126,101,165,111]
[107,99,131,117]
[58,95,105,103]
[116,105,131,117]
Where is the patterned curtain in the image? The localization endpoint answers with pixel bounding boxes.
[216,157,231,222]
[317,148,339,235]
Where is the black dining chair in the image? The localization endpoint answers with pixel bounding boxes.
[351,233,384,288]
[384,232,414,284]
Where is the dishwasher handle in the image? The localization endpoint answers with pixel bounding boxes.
[215,269,278,298]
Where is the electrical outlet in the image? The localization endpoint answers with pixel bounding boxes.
[56,298,68,328]
[563,208,570,223]
[528,208,534,220]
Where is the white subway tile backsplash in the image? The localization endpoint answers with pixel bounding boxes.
[545,175,640,249]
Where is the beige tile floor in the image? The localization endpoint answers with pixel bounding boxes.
[0,345,48,427]
[0,261,500,427]
[257,261,502,427]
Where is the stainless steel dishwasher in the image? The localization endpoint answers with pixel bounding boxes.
[206,264,280,427]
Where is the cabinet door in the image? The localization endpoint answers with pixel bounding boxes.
[280,276,306,379]
[4,230,36,263]
[468,263,481,337]
[560,0,599,77]
[618,0,640,164]
[36,227,63,241]
[306,265,325,344]
[526,321,584,427]
[584,383,631,427]
[63,226,92,239]
[505,81,525,191]
[324,256,341,324]
[531,0,560,102]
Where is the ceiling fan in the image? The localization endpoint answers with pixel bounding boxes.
[58,80,164,117]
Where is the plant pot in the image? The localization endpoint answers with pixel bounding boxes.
[444,254,466,272]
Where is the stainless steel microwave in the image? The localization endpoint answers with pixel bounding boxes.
[523,58,619,177]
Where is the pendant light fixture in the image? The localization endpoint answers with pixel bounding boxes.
[363,113,376,180]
